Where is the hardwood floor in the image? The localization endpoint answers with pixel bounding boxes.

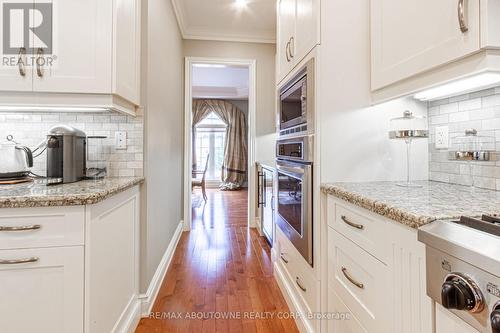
[135,189,299,333]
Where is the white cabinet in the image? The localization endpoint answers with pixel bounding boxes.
[277,0,296,81]
[325,196,433,333]
[0,246,84,333]
[371,0,480,90]
[370,0,500,102]
[33,0,112,94]
[0,0,141,113]
[0,185,141,333]
[85,187,140,333]
[277,0,319,82]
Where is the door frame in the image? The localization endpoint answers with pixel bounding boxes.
[183,56,257,231]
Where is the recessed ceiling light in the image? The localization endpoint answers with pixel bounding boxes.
[414,72,500,101]
[234,0,248,9]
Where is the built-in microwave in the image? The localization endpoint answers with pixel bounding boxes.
[278,59,314,137]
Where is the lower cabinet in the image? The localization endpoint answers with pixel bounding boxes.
[0,246,84,333]
[328,287,368,333]
[325,195,433,333]
[0,185,140,333]
[275,227,320,332]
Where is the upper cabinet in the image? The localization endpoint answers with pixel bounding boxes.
[0,0,141,114]
[371,0,500,101]
[277,0,319,83]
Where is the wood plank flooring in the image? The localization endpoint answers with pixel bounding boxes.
[135,189,299,333]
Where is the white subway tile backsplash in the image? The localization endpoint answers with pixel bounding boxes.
[458,98,481,111]
[482,94,500,108]
[431,114,449,125]
[439,103,459,114]
[0,111,143,178]
[449,112,469,123]
[429,86,500,190]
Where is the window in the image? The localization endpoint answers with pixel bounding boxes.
[195,112,227,181]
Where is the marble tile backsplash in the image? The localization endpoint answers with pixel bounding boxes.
[428,86,500,190]
[0,110,143,177]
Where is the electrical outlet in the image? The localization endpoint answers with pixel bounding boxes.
[435,126,449,149]
[115,131,127,150]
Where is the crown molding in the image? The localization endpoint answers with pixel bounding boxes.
[171,0,187,37]
[171,0,276,44]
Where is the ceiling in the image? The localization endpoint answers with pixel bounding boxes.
[192,65,249,99]
[171,0,276,43]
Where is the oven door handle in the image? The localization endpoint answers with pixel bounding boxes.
[276,164,308,179]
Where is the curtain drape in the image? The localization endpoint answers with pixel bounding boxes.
[192,99,248,190]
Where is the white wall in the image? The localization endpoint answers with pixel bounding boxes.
[183,40,277,163]
[318,0,428,183]
[140,0,184,292]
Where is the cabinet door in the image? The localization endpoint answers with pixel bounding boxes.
[0,246,84,333]
[33,0,112,93]
[277,0,296,82]
[294,0,319,62]
[371,0,480,90]
[0,0,33,91]
[113,0,141,105]
[328,287,368,333]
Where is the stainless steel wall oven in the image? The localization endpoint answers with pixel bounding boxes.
[276,135,313,266]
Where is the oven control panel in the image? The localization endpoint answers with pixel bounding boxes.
[425,246,500,332]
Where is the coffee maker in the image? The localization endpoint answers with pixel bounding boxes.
[46,125,86,184]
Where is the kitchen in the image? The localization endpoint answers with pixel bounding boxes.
[1,0,500,333]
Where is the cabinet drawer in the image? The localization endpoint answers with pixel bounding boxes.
[328,227,389,332]
[0,206,85,250]
[328,287,368,333]
[328,197,388,263]
[0,246,84,333]
[276,227,319,313]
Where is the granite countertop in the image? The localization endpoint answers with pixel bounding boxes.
[0,177,144,209]
[321,181,500,229]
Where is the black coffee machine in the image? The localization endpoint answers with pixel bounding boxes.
[46,125,86,184]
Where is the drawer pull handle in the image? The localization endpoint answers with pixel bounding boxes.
[458,0,468,33]
[280,253,289,264]
[0,225,41,232]
[341,267,364,289]
[341,215,364,230]
[295,277,307,292]
[0,257,39,265]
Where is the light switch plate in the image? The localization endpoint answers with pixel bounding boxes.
[115,131,127,149]
[435,126,449,149]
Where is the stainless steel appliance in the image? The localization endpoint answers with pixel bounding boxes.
[419,215,500,332]
[278,59,314,137]
[0,135,33,179]
[276,135,313,266]
[257,164,275,245]
[46,125,87,184]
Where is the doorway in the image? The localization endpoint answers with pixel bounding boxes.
[184,57,257,231]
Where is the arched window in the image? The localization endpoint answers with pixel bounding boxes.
[195,112,227,181]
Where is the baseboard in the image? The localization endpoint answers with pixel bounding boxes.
[138,221,184,317]
[112,296,142,333]
[274,262,316,333]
